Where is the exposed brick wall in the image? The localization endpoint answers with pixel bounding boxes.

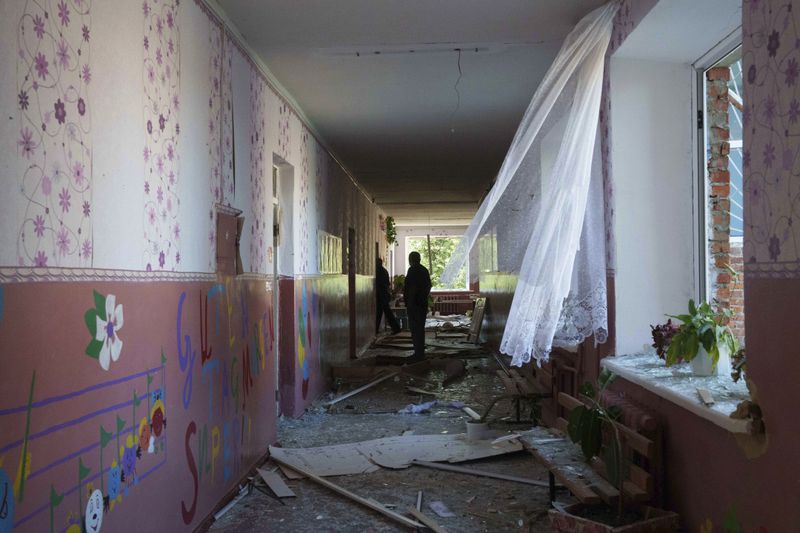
[706,66,746,344]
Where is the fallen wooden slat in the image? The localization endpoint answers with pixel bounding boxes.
[411,460,552,488]
[462,407,481,420]
[526,446,601,504]
[256,467,295,498]
[271,456,425,530]
[416,490,423,511]
[406,386,439,396]
[326,371,399,405]
[490,434,521,445]
[407,507,448,533]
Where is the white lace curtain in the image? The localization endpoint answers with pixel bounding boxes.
[441,1,618,366]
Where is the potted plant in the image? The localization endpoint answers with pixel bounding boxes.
[665,299,738,376]
[554,370,680,531]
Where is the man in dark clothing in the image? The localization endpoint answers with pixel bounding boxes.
[403,251,432,361]
[376,258,401,334]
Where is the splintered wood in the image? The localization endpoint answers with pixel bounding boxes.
[269,433,523,479]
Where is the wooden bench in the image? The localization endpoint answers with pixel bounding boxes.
[481,354,552,423]
[521,391,660,508]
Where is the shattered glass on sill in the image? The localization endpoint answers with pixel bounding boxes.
[601,353,752,434]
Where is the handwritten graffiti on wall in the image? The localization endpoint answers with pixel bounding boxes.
[297,283,319,399]
[176,286,272,525]
[0,351,167,532]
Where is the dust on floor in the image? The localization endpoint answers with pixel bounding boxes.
[209,349,560,532]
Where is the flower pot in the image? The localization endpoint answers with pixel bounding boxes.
[549,504,680,532]
[691,345,731,377]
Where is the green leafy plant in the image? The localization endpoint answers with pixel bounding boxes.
[392,274,405,296]
[385,216,397,245]
[665,299,738,371]
[567,369,625,520]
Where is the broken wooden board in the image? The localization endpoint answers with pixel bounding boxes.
[411,460,551,488]
[364,433,523,469]
[270,456,425,529]
[270,442,380,478]
[256,468,296,498]
[373,341,415,350]
[269,433,522,478]
[326,371,400,405]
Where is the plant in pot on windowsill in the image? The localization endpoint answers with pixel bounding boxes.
[665,299,738,377]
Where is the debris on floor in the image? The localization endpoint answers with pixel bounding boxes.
[210,316,562,532]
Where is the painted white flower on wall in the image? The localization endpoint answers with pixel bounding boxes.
[84,291,124,370]
[95,294,124,370]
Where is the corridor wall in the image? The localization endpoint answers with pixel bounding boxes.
[0,0,383,531]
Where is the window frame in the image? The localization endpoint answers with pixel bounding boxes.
[691,27,742,304]
[404,235,470,292]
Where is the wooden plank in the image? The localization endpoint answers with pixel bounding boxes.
[407,507,448,533]
[256,468,295,498]
[554,416,569,434]
[406,386,439,396]
[411,460,551,488]
[588,454,649,503]
[416,490,423,511]
[462,406,481,420]
[326,371,399,405]
[526,447,601,504]
[271,456,425,529]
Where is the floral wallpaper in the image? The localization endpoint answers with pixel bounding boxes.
[142,0,181,271]
[16,0,93,268]
[299,127,311,273]
[743,0,800,277]
[249,70,268,274]
[277,100,290,161]
[600,0,659,272]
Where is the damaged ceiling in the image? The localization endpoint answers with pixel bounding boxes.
[218,0,607,225]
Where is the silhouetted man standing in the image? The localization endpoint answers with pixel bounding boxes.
[376,258,401,334]
[404,251,431,362]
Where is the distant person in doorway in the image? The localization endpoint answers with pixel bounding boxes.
[404,251,432,362]
[376,258,401,335]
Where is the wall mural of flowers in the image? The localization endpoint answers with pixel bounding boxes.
[744,0,800,277]
[16,0,93,268]
[85,290,124,370]
[143,0,181,271]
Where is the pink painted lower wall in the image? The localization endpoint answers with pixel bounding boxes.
[605,277,800,531]
[0,272,374,531]
[280,274,374,418]
[0,277,277,533]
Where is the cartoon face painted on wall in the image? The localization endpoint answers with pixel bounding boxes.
[85,489,104,533]
[151,398,166,438]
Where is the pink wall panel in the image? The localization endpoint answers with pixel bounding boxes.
[0,277,276,532]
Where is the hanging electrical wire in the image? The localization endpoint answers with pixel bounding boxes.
[449,48,462,133]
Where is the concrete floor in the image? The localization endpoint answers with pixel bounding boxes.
[209,341,558,532]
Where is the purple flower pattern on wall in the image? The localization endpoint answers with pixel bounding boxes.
[16,0,92,267]
[207,24,235,269]
[249,71,268,274]
[143,0,180,271]
[299,127,311,273]
[744,0,800,277]
[277,100,291,161]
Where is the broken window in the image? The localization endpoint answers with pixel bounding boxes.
[703,46,745,346]
[406,236,468,291]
